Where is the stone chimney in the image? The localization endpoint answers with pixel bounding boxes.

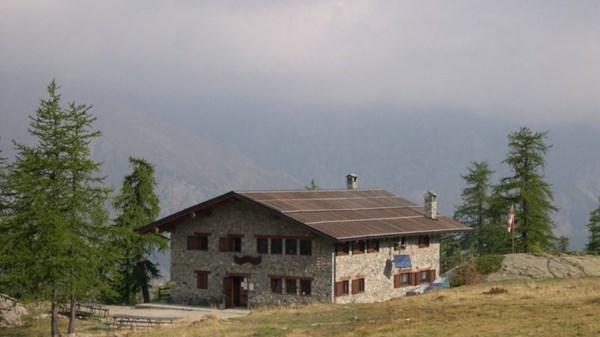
[346,174,358,190]
[424,191,437,220]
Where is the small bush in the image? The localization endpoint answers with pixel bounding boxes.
[476,255,504,275]
[450,259,481,287]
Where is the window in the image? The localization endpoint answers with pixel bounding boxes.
[256,238,268,254]
[352,278,365,294]
[335,280,349,297]
[219,235,242,252]
[187,233,209,251]
[366,239,379,253]
[418,235,430,248]
[285,239,297,255]
[271,238,283,254]
[195,270,210,289]
[286,279,297,294]
[352,240,365,254]
[394,237,407,251]
[335,242,350,256]
[270,277,282,294]
[419,271,429,283]
[300,279,312,295]
[394,273,412,288]
[300,239,312,256]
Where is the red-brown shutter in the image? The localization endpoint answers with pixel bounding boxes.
[428,269,437,283]
[219,237,232,252]
[409,272,417,286]
[187,236,197,250]
[393,274,400,288]
[335,281,344,297]
[351,279,359,294]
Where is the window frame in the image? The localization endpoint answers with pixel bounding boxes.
[300,279,312,296]
[366,239,379,253]
[195,270,210,289]
[286,279,297,295]
[187,232,210,251]
[335,242,350,256]
[271,238,283,254]
[256,237,268,254]
[285,238,298,255]
[335,280,350,297]
[270,277,283,294]
[351,278,365,294]
[352,240,365,254]
[418,235,430,248]
[299,239,312,256]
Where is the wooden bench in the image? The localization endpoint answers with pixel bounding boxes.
[109,313,182,329]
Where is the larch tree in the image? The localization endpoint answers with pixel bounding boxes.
[304,178,320,190]
[0,81,113,336]
[452,161,494,252]
[113,157,167,304]
[495,127,558,253]
[585,197,600,254]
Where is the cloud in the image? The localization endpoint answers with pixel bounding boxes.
[1,1,599,127]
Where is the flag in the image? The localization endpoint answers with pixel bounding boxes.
[507,204,515,233]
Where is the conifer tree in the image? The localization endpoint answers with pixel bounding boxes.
[113,157,167,304]
[495,127,557,253]
[304,178,320,190]
[585,198,600,254]
[453,161,494,252]
[0,81,112,336]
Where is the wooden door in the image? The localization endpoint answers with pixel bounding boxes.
[223,277,233,308]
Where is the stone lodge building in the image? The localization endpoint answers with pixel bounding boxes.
[136,175,471,308]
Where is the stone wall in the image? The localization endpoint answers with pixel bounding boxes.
[170,199,333,308]
[334,235,440,304]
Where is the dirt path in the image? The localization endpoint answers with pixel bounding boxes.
[105,304,249,323]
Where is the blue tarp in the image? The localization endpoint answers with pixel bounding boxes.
[393,255,411,268]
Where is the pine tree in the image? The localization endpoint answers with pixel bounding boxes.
[304,178,320,190]
[585,198,600,254]
[453,161,494,253]
[113,157,167,304]
[0,81,113,336]
[496,127,558,253]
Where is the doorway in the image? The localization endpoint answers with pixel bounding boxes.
[223,276,248,308]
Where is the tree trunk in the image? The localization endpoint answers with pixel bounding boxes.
[141,279,151,303]
[68,291,76,334]
[51,288,59,337]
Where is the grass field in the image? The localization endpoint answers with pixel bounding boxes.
[3,277,600,337]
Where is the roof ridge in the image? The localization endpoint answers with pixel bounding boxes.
[235,188,387,193]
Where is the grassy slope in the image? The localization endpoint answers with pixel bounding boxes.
[4,277,600,337]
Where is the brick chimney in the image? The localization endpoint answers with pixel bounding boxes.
[424,191,437,220]
[346,174,358,190]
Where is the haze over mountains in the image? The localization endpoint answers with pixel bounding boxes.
[83,106,600,250]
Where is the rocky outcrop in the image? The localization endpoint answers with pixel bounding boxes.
[0,294,28,328]
[486,253,600,281]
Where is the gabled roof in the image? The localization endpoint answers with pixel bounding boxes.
[136,189,471,241]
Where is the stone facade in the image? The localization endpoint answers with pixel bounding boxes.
[170,199,334,308]
[169,198,441,308]
[334,235,440,304]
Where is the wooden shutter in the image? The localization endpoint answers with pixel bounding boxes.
[196,271,208,289]
[428,269,437,283]
[187,236,197,250]
[219,237,232,252]
[223,277,232,308]
[409,272,417,286]
[393,274,400,288]
[351,279,360,294]
[335,281,344,297]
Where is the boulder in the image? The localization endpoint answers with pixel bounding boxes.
[486,253,600,281]
[0,294,28,328]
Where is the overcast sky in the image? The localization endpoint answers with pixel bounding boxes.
[1,1,599,129]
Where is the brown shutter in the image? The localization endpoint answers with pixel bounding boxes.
[351,279,359,294]
[220,237,232,252]
[187,236,197,250]
[393,274,400,288]
[409,272,417,286]
[428,269,437,283]
[335,281,344,297]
